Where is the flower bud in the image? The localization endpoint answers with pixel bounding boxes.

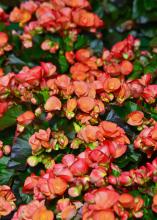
[27,156,39,167]
[3,145,11,155]
[68,185,82,197]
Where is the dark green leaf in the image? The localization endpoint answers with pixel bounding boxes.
[150,37,157,48]
[90,39,104,56]
[0,105,24,131]
[74,35,88,50]
[8,128,33,171]
[106,109,135,138]
[128,61,143,80]
[112,101,140,119]
[58,53,69,73]
[132,0,145,19]
[0,157,14,185]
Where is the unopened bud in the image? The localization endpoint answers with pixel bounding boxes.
[27,156,38,167]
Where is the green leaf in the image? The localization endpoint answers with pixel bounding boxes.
[39,89,49,103]
[8,128,33,171]
[64,36,73,51]
[150,37,157,48]
[106,109,135,138]
[128,61,143,80]
[90,39,104,56]
[74,35,88,50]
[58,53,69,73]
[132,0,145,19]
[0,105,24,131]
[116,145,143,170]
[144,0,156,11]
[112,101,140,119]
[0,157,14,185]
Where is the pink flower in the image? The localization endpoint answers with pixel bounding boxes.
[44,96,61,111]
[16,66,42,86]
[84,187,119,210]
[70,158,89,176]
[41,62,57,77]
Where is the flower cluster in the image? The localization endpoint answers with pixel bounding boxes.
[109,157,157,186]
[0,185,16,217]
[29,128,68,154]
[0,0,157,219]
[9,0,103,49]
[12,200,54,220]
[134,122,157,157]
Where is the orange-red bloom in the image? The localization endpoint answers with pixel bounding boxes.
[32,206,54,220]
[77,96,95,113]
[120,60,133,75]
[152,194,157,213]
[104,78,121,93]
[127,111,144,126]
[17,111,35,125]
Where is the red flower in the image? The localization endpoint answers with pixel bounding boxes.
[120,60,133,75]
[10,7,31,25]
[17,111,35,125]
[75,49,91,62]
[16,66,42,86]
[70,62,89,80]
[118,193,134,208]
[23,174,39,193]
[0,102,8,117]
[84,188,119,210]
[41,62,57,77]
[70,158,89,176]
[143,85,157,103]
